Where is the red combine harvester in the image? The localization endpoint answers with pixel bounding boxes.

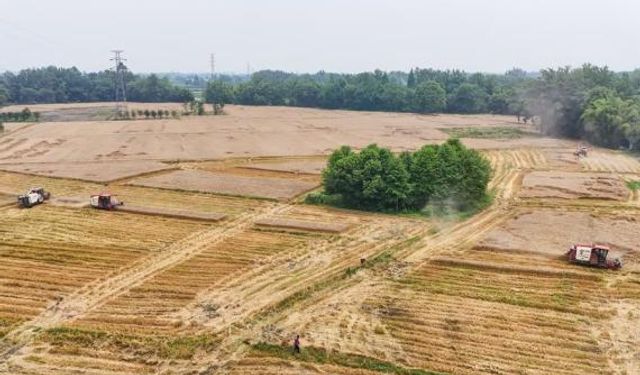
[567,244,622,270]
[90,193,124,210]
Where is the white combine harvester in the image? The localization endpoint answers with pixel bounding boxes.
[17,187,51,208]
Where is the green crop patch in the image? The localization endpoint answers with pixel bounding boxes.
[439,127,535,139]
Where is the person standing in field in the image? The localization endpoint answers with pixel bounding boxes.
[293,334,301,354]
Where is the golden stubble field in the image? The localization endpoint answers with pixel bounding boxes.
[0,104,639,375]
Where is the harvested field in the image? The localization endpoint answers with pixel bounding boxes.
[520,170,629,200]
[2,105,639,374]
[71,228,311,335]
[0,123,34,135]
[0,205,207,335]
[255,218,350,233]
[0,193,14,207]
[580,149,640,173]
[273,247,621,375]
[131,169,319,201]
[0,160,172,182]
[0,171,102,197]
[0,105,518,167]
[479,210,640,256]
[47,196,89,208]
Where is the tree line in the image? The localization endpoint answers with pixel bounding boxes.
[521,65,640,150]
[206,65,640,151]
[309,139,491,213]
[205,68,533,115]
[0,66,193,106]
[3,64,640,151]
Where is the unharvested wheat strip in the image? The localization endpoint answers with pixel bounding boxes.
[254,217,350,233]
[118,204,227,222]
[428,258,600,279]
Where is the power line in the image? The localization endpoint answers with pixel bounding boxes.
[110,50,127,112]
[210,53,215,80]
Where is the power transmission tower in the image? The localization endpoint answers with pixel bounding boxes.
[110,50,127,113]
[210,53,215,80]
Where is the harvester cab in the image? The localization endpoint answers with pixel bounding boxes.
[567,244,622,270]
[17,187,51,208]
[90,193,124,210]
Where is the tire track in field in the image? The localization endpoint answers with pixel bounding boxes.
[0,202,292,364]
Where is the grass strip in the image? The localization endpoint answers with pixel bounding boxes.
[439,127,535,139]
[626,180,640,191]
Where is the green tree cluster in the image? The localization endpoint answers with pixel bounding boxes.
[319,139,491,212]
[194,68,529,115]
[524,65,640,150]
[0,67,193,104]
[0,108,39,122]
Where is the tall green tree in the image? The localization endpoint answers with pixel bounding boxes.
[581,94,640,149]
[407,69,417,88]
[413,81,446,113]
[447,83,488,113]
[205,80,234,108]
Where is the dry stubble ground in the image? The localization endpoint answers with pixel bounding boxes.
[0,104,639,375]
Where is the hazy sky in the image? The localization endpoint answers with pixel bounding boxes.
[1,0,638,74]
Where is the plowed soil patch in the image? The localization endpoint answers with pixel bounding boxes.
[520,171,628,200]
[130,169,319,201]
[479,210,640,256]
[245,159,327,175]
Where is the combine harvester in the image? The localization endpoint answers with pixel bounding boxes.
[567,243,622,270]
[574,144,589,158]
[17,187,51,208]
[90,193,124,210]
